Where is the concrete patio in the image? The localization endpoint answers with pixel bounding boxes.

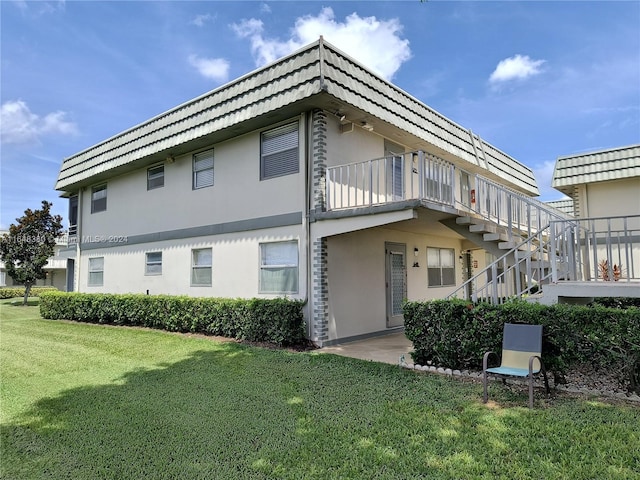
[318,331,413,365]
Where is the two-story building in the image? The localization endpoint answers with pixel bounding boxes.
[56,38,553,346]
[0,232,70,290]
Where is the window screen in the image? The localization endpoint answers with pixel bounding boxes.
[191,248,212,285]
[260,241,298,293]
[427,247,455,287]
[147,165,165,190]
[88,257,104,286]
[91,185,107,213]
[145,252,162,275]
[261,123,299,179]
[193,150,214,189]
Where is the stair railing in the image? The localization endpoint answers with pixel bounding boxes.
[466,175,571,243]
[448,225,559,304]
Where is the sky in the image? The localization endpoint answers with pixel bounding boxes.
[1,0,639,230]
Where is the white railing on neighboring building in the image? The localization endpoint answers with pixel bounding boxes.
[550,215,640,284]
[449,214,640,304]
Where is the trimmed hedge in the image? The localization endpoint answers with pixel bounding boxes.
[0,286,58,299]
[404,299,640,393]
[40,292,306,347]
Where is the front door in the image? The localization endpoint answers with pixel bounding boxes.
[385,242,407,328]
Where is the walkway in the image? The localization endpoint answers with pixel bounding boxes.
[318,332,413,365]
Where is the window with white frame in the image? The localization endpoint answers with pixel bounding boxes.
[427,247,455,287]
[91,185,107,213]
[0,271,6,286]
[147,165,164,190]
[191,248,212,286]
[259,241,298,293]
[260,122,299,180]
[193,150,214,189]
[145,252,162,275]
[88,257,104,286]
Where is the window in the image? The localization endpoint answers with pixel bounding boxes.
[88,257,104,286]
[384,140,404,201]
[261,122,299,179]
[427,247,455,287]
[260,241,298,293]
[147,165,164,190]
[91,185,107,213]
[145,252,162,275]
[0,271,6,287]
[191,248,212,286]
[193,150,214,189]
[68,195,78,235]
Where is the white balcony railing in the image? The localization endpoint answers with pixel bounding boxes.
[550,215,640,283]
[326,151,455,211]
[325,151,571,240]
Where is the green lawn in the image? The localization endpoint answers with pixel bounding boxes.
[1,301,639,479]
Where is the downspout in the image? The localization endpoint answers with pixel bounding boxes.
[305,111,313,340]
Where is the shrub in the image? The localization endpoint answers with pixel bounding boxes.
[404,299,640,393]
[40,292,306,347]
[0,286,58,299]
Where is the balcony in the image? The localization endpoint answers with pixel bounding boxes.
[326,151,456,212]
[325,151,570,241]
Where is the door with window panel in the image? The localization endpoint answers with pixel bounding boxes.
[385,242,406,328]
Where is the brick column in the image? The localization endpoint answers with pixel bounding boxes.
[312,110,327,213]
[310,110,329,344]
[311,237,328,344]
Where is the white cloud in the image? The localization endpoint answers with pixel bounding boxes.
[12,0,65,15]
[0,100,77,145]
[191,13,214,27]
[260,3,271,14]
[489,54,545,84]
[231,7,411,80]
[188,54,230,83]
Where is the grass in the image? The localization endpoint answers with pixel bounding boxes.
[1,300,639,479]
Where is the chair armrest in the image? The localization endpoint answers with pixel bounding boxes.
[529,355,542,375]
[483,351,496,371]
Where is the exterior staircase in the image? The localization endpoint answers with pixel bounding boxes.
[447,204,640,304]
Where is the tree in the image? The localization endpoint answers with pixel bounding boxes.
[0,201,63,305]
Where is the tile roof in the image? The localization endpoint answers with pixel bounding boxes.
[551,144,640,195]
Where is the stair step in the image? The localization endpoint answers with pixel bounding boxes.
[469,223,497,233]
[528,260,551,269]
[484,232,509,242]
[455,216,474,226]
[515,250,547,261]
[498,240,526,250]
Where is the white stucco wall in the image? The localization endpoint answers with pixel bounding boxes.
[581,178,640,218]
[77,224,307,299]
[79,116,306,239]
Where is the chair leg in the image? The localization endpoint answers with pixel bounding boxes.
[541,363,550,397]
[528,375,534,409]
[483,370,488,403]
[482,351,493,404]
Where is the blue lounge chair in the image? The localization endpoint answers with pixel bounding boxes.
[483,323,550,408]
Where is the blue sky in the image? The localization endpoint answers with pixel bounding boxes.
[1,1,639,229]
